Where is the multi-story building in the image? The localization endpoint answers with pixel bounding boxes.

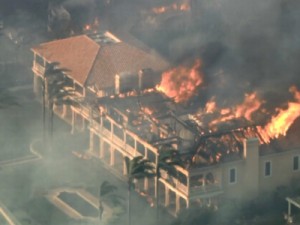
[31,32,300,215]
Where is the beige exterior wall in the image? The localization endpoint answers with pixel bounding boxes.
[259,148,300,193]
[189,141,300,201]
[220,160,245,199]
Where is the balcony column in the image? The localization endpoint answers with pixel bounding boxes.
[186,198,190,209]
[175,195,180,214]
[165,186,170,207]
[187,174,190,196]
[89,131,94,152]
[62,105,67,118]
[71,110,75,134]
[144,177,149,191]
[154,153,158,198]
[33,74,39,95]
[100,111,103,131]
[123,157,127,175]
[134,139,137,155]
[99,138,104,158]
[111,123,113,139]
[81,114,85,131]
[110,146,115,166]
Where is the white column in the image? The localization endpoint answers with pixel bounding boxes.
[165,186,170,207]
[144,177,149,191]
[89,131,94,152]
[71,110,75,134]
[99,138,104,158]
[175,195,180,214]
[123,158,127,175]
[110,146,114,166]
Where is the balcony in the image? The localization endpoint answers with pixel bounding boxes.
[32,63,45,75]
[189,183,223,198]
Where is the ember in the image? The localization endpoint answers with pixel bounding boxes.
[83,17,100,33]
[152,2,190,14]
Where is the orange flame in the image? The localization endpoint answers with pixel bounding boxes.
[257,86,300,143]
[209,92,263,127]
[235,93,262,120]
[156,59,203,103]
[205,98,217,113]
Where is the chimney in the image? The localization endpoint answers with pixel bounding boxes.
[138,70,143,91]
[115,74,120,95]
[243,138,260,160]
[242,138,260,198]
[138,68,155,91]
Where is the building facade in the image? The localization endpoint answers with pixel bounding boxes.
[31,32,300,215]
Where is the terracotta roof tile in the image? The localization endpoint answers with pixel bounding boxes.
[31,35,99,85]
[87,42,169,90]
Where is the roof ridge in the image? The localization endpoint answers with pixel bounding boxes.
[85,45,101,86]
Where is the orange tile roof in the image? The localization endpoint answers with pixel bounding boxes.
[32,34,169,90]
[31,35,99,85]
[86,42,169,90]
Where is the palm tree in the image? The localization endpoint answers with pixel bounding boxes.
[99,181,124,221]
[124,156,155,225]
[155,146,183,223]
[43,62,61,144]
[43,62,79,148]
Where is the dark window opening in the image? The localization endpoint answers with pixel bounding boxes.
[137,142,145,155]
[265,161,271,176]
[229,168,236,183]
[293,156,299,171]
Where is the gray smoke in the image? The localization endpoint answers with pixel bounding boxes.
[127,0,300,109]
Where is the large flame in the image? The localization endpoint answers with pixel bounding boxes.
[156,59,203,103]
[257,86,300,143]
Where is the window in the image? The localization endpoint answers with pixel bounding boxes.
[293,156,299,171]
[264,161,272,177]
[229,168,236,184]
[136,142,145,155]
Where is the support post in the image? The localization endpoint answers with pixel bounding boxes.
[165,187,170,207]
[99,138,104,158]
[175,195,180,214]
[110,146,114,166]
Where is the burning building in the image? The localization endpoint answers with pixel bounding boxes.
[31,31,300,215]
